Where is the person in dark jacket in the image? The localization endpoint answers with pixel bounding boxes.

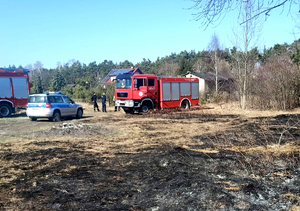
[101,93,107,112]
[91,92,100,112]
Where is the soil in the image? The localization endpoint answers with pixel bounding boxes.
[0,103,300,211]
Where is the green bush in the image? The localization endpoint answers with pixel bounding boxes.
[72,85,90,102]
[61,85,74,97]
[199,97,207,105]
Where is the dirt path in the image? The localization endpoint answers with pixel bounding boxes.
[0,103,300,210]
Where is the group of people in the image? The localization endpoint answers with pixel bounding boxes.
[91,93,120,112]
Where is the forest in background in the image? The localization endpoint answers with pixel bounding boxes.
[5,39,300,110]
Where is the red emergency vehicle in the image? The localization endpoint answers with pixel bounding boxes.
[0,68,30,117]
[114,73,199,113]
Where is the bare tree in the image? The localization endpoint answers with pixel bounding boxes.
[207,33,221,93]
[252,54,298,110]
[67,59,76,66]
[158,61,179,76]
[56,62,62,71]
[188,0,298,28]
[24,64,33,71]
[230,0,262,109]
[33,61,43,73]
[192,57,205,72]
[25,62,43,82]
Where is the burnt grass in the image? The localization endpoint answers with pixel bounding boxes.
[0,112,300,210]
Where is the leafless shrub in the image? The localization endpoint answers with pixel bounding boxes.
[249,55,300,110]
[157,61,179,76]
[278,118,300,145]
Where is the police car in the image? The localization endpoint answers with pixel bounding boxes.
[26,92,83,121]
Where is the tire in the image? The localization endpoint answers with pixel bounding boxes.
[0,103,12,117]
[181,100,190,109]
[30,117,37,121]
[140,103,151,114]
[76,109,83,119]
[51,111,61,122]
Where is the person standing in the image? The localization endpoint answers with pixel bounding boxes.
[101,93,107,112]
[91,92,100,112]
[113,95,120,112]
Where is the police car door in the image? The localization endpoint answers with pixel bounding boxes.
[63,96,76,116]
[54,96,67,116]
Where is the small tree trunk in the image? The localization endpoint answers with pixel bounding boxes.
[241,76,247,109]
[215,51,218,94]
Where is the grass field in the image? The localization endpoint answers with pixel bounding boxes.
[0,103,299,210]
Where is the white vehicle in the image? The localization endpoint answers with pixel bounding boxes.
[26,92,83,121]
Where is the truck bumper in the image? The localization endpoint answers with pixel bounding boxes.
[26,108,53,118]
[115,99,140,108]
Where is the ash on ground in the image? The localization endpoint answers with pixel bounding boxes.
[37,122,114,137]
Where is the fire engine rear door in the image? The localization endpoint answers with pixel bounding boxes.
[147,78,158,100]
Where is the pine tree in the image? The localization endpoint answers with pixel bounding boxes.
[50,71,66,91]
[31,76,43,94]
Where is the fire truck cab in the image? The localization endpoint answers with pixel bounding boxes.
[0,68,30,117]
[115,73,199,113]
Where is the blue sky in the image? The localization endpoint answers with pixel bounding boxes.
[0,0,299,69]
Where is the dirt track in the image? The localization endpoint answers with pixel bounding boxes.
[0,103,300,210]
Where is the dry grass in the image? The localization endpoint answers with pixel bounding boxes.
[0,102,300,210]
[246,143,300,157]
[215,181,246,191]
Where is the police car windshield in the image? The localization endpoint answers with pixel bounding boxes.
[116,78,132,89]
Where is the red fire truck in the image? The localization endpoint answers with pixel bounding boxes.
[0,68,30,117]
[114,73,199,113]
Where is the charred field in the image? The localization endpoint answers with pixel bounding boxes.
[0,104,300,211]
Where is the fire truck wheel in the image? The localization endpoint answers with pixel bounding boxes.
[140,103,150,113]
[0,103,12,117]
[181,100,190,109]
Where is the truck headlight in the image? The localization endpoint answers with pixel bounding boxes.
[128,100,134,107]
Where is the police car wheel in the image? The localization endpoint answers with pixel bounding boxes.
[52,111,61,122]
[30,117,37,121]
[76,109,83,119]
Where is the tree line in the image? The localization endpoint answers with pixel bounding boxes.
[5,38,300,110]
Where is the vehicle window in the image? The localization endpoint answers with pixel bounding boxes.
[28,96,47,103]
[136,78,143,88]
[148,79,155,86]
[116,78,132,89]
[54,96,63,103]
[48,96,55,103]
[63,96,73,104]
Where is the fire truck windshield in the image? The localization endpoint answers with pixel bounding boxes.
[116,78,132,89]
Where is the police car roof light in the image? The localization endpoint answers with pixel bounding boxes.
[43,91,61,95]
